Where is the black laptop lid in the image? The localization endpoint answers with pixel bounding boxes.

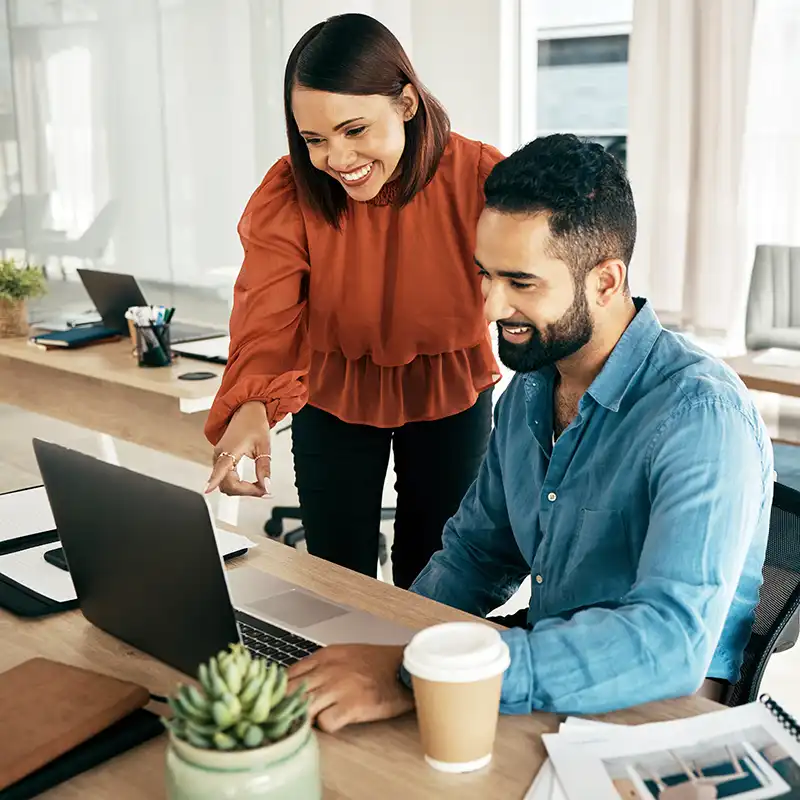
[77,269,147,334]
[32,439,240,676]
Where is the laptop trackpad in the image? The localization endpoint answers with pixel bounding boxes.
[249,591,348,629]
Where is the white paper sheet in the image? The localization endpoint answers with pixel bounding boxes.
[0,486,56,543]
[0,543,77,602]
[526,719,626,799]
[172,335,229,361]
[213,527,257,558]
[0,527,256,603]
[30,309,102,332]
[753,347,800,368]
[525,761,566,800]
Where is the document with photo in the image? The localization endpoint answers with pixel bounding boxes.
[543,699,800,800]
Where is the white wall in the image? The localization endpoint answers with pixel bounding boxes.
[409,0,505,149]
[281,1,413,61]
[537,0,633,33]
[281,0,510,151]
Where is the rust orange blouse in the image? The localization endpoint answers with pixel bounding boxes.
[205,132,504,444]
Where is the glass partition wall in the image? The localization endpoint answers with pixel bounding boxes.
[0,0,284,289]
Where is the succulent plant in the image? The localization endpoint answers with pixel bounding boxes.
[162,643,309,751]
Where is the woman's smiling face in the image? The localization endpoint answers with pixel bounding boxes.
[291,86,418,202]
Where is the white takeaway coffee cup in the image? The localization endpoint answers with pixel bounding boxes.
[403,622,511,773]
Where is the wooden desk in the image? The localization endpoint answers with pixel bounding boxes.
[725,353,800,444]
[1,538,720,800]
[726,353,800,398]
[0,337,223,465]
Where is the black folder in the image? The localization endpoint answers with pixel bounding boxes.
[0,572,78,617]
[0,709,164,800]
[0,486,69,617]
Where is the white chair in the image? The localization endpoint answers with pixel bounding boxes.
[30,200,118,275]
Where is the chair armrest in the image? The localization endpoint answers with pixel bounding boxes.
[747,328,800,351]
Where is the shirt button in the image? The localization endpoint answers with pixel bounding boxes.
[547,492,557,502]
[535,574,543,584]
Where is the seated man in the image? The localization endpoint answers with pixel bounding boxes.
[287,133,774,731]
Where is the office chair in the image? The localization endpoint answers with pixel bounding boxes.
[29,200,118,278]
[264,422,393,565]
[745,244,800,350]
[725,480,800,706]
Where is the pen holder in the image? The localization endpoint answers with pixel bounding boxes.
[135,323,173,367]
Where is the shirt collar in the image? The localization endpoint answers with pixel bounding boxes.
[521,298,661,414]
[584,298,661,412]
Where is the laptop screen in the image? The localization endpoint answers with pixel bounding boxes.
[32,438,242,676]
[77,269,147,334]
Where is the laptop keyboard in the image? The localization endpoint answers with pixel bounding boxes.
[237,620,321,667]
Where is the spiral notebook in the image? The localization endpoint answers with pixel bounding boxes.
[538,695,800,799]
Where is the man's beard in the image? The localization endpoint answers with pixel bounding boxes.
[497,289,593,373]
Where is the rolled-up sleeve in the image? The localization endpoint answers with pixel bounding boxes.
[497,397,772,715]
[410,421,530,616]
[205,159,311,444]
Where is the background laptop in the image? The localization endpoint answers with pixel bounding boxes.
[77,268,226,344]
[32,439,412,676]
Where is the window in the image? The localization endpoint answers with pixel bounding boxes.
[535,1,632,163]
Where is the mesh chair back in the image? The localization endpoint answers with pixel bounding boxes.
[727,481,800,706]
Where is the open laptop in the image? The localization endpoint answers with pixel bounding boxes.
[32,439,413,677]
[77,268,226,344]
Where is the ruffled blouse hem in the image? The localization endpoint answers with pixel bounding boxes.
[305,339,500,428]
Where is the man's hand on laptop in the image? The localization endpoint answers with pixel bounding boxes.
[205,401,272,498]
[287,644,413,733]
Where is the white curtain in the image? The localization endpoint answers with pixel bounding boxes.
[741,0,800,252]
[627,0,755,335]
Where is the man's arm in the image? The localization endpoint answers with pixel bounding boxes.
[497,397,772,715]
[409,423,531,617]
[285,396,532,734]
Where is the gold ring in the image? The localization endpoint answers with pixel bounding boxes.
[254,454,272,461]
[217,451,238,467]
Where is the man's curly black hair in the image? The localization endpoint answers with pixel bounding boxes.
[484,133,636,291]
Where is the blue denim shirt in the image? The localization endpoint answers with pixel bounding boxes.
[410,300,773,715]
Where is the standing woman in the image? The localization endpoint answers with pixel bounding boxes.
[205,13,503,589]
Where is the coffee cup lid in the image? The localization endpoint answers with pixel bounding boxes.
[403,622,511,683]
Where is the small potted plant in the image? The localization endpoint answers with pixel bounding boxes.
[162,644,321,800]
[0,258,46,337]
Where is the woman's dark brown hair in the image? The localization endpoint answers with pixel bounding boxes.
[284,13,451,228]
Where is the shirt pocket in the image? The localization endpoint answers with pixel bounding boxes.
[561,508,634,610]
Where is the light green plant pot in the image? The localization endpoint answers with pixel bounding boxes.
[165,720,322,800]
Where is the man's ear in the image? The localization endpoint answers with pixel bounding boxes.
[400,84,419,121]
[593,259,628,306]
